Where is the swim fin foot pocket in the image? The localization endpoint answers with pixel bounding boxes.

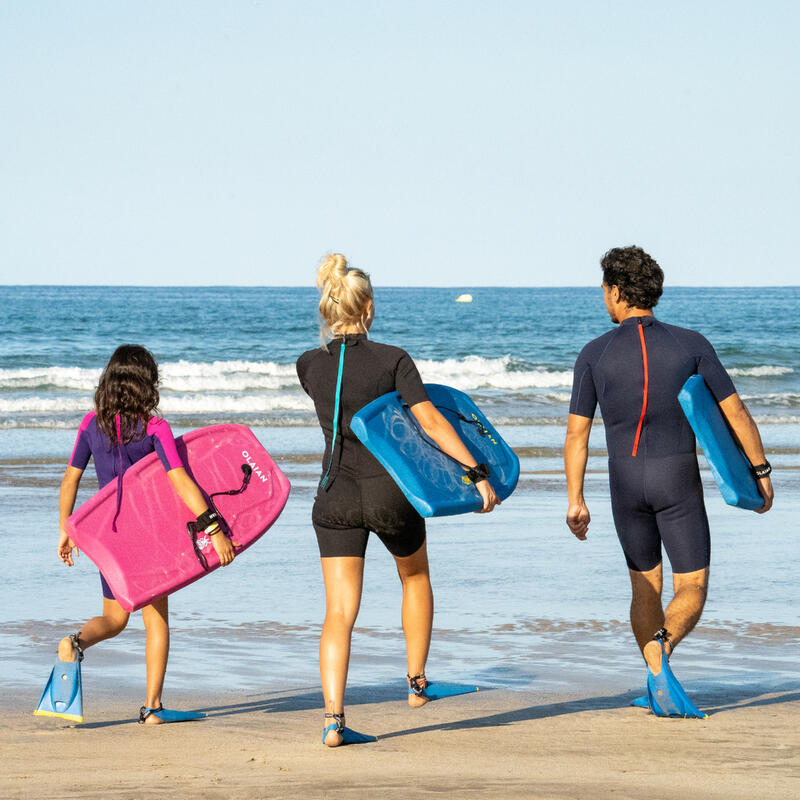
[645,641,708,719]
[322,713,377,745]
[34,633,84,723]
[407,673,480,702]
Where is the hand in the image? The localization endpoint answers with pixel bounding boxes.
[755,476,774,514]
[211,533,237,566]
[566,501,590,540]
[474,480,500,513]
[58,530,79,566]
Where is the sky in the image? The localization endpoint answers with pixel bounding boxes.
[1,1,797,287]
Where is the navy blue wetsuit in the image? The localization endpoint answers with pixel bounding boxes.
[570,316,736,573]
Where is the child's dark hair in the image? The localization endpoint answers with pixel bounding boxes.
[95,345,160,446]
[601,246,664,309]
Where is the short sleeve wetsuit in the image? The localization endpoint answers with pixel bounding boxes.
[69,411,184,598]
[569,316,737,573]
[296,333,430,558]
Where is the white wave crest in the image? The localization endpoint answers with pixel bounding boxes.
[0,393,314,415]
[0,366,101,391]
[728,365,794,377]
[0,356,574,395]
[416,356,572,391]
[0,361,301,393]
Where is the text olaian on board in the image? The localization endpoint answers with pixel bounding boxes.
[242,450,270,482]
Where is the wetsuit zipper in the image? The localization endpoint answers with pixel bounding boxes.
[632,318,649,456]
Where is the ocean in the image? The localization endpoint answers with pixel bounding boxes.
[1,285,797,700]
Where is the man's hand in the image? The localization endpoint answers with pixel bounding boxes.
[755,476,774,514]
[567,502,591,540]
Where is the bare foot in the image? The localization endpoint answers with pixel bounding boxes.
[407,675,430,708]
[57,636,78,662]
[323,715,344,747]
[643,639,664,675]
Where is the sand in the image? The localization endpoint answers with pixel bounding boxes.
[4,683,798,799]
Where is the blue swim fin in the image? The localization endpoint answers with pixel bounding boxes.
[322,714,377,745]
[409,681,479,702]
[34,657,83,723]
[139,706,206,724]
[646,646,707,719]
[630,694,649,709]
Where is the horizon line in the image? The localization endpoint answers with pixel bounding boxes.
[2,284,799,290]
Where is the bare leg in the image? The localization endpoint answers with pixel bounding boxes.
[393,541,433,707]
[641,567,709,674]
[629,564,664,655]
[58,598,130,660]
[319,556,365,746]
[140,595,170,722]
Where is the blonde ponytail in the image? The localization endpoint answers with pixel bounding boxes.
[316,253,373,345]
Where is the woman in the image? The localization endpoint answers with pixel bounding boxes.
[296,254,499,746]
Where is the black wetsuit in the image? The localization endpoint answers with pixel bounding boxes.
[570,316,737,573]
[297,333,430,558]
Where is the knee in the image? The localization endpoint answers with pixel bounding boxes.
[398,566,430,586]
[106,614,129,637]
[324,605,358,631]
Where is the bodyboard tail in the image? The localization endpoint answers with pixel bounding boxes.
[678,375,763,510]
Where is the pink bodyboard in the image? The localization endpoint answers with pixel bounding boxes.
[65,424,291,612]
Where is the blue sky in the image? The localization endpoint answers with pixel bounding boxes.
[1,1,797,286]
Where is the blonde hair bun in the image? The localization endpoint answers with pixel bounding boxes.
[316,253,349,291]
[316,252,374,344]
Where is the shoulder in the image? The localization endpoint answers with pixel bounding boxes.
[296,346,326,372]
[78,410,97,432]
[656,320,715,353]
[146,417,174,436]
[576,329,617,363]
[364,339,414,364]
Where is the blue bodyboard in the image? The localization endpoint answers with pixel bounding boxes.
[678,375,763,510]
[351,383,519,517]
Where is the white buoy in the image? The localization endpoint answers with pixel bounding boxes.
[455,293,473,303]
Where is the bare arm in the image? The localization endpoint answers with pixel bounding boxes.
[58,466,84,565]
[564,413,593,539]
[167,467,237,563]
[409,400,500,513]
[718,393,774,513]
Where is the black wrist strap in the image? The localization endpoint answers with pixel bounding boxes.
[750,461,772,479]
[464,463,490,483]
[195,509,219,530]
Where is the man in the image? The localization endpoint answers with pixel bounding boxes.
[564,246,774,717]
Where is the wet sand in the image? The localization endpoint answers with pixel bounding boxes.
[5,684,799,799]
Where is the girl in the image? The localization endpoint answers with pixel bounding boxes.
[296,254,499,746]
[55,344,235,724]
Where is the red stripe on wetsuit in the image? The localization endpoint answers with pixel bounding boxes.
[632,319,649,456]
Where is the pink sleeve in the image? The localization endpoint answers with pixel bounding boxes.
[69,411,96,468]
[147,417,183,471]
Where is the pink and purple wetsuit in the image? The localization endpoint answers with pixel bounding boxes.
[69,411,183,599]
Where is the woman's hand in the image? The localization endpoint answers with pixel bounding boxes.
[211,533,236,566]
[474,480,500,513]
[58,530,79,566]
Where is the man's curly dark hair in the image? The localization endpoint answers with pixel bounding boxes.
[601,246,664,309]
